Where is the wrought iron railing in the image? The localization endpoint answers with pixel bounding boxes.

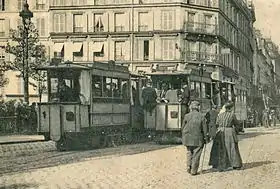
[184,22,218,35]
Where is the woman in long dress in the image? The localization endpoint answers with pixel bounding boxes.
[209,102,243,171]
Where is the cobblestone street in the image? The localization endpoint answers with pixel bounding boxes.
[0,127,280,189]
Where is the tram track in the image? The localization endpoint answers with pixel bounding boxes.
[0,141,174,176]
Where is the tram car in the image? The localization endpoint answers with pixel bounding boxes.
[37,60,145,151]
[143,64,212,144]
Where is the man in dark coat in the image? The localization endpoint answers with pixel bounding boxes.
[205,105,219,139]
[181,101,209,176]
[209,101,243,172]
[142,80,157,115]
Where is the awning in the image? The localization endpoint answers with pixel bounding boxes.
[53,43,64,52]
[90,42,104,52]
[72,43,83,52]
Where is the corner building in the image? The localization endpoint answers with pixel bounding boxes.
[50,0,255,109]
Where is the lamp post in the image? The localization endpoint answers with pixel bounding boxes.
[19,1,33,104]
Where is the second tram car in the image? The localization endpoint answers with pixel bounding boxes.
[37,60,145,151]
[143,66,213,143]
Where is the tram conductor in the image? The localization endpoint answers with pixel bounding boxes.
[181,101,209,176]
[142,80,158,115]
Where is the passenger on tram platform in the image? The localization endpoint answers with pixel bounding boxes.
[58,80,79,102]
[158,83,169,103]
[142,80,157,115]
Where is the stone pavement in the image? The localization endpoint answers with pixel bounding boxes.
[0,135,45,144]
[0,127,280,189]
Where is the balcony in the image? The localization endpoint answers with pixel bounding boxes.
[184,22,218,36]
[185,51,221,64]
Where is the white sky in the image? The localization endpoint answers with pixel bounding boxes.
[253,0,280,46]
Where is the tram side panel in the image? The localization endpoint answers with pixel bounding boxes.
[38,103,90,142]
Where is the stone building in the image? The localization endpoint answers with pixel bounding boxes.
[0,0,49,103]
[0,0,256,107]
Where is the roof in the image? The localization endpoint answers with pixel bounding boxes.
[36,63,90,70]
[146,69,192,76]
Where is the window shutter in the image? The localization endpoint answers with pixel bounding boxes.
[133,38,139,60]
[168,40,174,60]
[4,18,9,37]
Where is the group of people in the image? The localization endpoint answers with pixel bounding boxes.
[182,101,243,176]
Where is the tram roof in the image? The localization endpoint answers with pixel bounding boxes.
[37,61,129,72]
[147,69,192,76]
[37,63,90,70]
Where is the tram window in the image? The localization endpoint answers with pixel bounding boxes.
[196,82,201,98]
[190,82,195,90]
[112,78,121,97]
[205,83,211,98]
[92,75,102,97]
[104,77,112,97]
[201,83,206,98]
[121,80,129,102]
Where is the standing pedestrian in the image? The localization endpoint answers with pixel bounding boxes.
[142,80,157,115]
[181,101,209,176]
[205,105,219,139]
[209,101,243,172]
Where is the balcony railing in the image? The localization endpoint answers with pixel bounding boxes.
[184,22,218,35]
[185,51,221,64]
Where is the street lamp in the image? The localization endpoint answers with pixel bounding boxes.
[19,2,33,104]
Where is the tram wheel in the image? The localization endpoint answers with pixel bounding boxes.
[56,139,67,151]
[99,135,108,148]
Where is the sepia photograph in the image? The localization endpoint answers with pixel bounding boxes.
[0,0,279,188]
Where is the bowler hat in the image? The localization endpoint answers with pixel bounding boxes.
[190,101,200,109]
[224,101,234,109]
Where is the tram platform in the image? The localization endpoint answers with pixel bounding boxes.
[0,135,45,144]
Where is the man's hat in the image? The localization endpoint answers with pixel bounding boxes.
[224,101,234,109]
[190,101,200,110]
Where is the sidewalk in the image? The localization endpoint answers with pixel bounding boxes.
[0,135,45,144]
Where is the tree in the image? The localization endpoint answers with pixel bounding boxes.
[0,62,8,88]
[5,19,47,104]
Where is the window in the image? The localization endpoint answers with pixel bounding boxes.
[17,0,24,11]
[162,11,173,30]
[92,75,129,103]
[162,39,175,60]
[115,41,125,60]
[143,40,149,61]
[53,0,65,5]
[73,0,86,5]
[36,18,46,36]
[36,0,46,10]
[0,19,4,37]
[54,43,64,59]
[114,13,125,32]
[92,42,104,57]
[93,13,104,32]
[53,13,66,32]
[73,14,83,33]
[73,43,83,61]
[204,15,212,29]
[187,12,195,29]
[138,12,149,31]
[0,0,5,11]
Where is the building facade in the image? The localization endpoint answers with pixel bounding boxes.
[0,0,256,107]
[252,29,277,111]
[0,0,49,102]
